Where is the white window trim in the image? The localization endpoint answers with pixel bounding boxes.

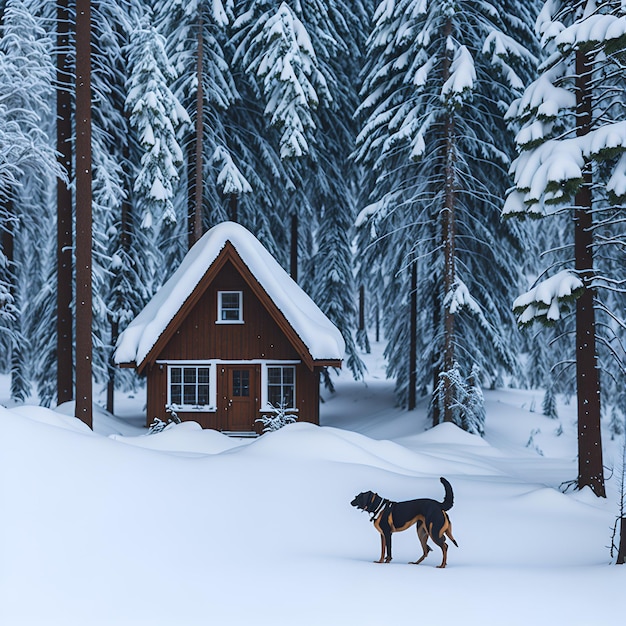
[166,362,217,412]
[159,359,300,414]
[260,363,298,413]
[216,290,244,324]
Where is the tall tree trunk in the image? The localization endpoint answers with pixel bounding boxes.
[408,260,417,410]
[106,181,131,414]
[57,0,73,405]
[290,212,298,281]
[189,11,204,247]
[617,517,626,564]
[229,193,238,222]
[574,49,605,497]
[441,18,457,423]
[431,286,441,426]
[75,0,93,429]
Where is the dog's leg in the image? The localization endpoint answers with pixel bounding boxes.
[410,522,431,565]
[428,522,449,568]
[436,540,448,568]
[375,533,386,563]
[443,513,458,547]
[383,529,393,563]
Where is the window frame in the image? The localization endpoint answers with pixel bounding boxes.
[167,363,217,412]
[261,364,297,411]
[216,290,244,324]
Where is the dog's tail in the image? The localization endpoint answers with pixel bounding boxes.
[440,477,454,511]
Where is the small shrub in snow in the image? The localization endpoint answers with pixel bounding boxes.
[434,362,485,436]
[147,405,181,434]
[256,403,297,433]
[611,422,626,564]
[526,428,544,456]
[542,384,559,420]
[609,406,625,440]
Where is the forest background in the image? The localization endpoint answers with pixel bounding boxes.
[0,0,625,499]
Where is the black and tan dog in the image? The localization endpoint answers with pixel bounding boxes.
[351,477,458,568]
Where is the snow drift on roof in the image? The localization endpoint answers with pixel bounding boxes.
[114,221,345,366]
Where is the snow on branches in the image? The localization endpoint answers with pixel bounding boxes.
[211,147,252,196]
[233,2,331,160]
[125,23,190,229]
[513,270,584,326]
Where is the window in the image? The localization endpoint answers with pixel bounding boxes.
[169,365,211,409]
[232,369,250,397]
[217,291,243,323]
[267,366,295,408]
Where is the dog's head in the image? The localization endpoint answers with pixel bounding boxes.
[351,491,380,513]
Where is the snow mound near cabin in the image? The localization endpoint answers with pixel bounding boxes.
[245,422,501,477]
[111,421,246,455]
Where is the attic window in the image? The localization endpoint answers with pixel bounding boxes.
[217,291,243,323]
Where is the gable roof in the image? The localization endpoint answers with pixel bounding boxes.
[114,221,345,370]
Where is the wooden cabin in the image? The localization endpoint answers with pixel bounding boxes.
[114,222,344,434]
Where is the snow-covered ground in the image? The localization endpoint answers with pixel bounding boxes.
[1,343,624,625]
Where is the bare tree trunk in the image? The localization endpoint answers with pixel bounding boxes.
[574,49,604,497]
[441,17,456,423]
[74,0,92,429]
[189,11,204,247]
[57,0,73,405]
[617,518,626,564]
[229,193,238,222]
[408,260,417,410]
[290,212,298,281]
[106,141,132,415]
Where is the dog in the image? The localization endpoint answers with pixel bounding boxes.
[351,477,458,568]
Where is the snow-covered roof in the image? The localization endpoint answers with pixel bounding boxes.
[114,221,345,367]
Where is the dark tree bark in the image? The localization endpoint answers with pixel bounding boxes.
[57,0,73,405]
[74,0,92,429]
[106,181,131,415]
[229,194,238,223]
[189,10,204,248]
[440,17,457,423]
[573,49,605,497]
[290,212,298,281]
[408,260,417,410]
[617,517,626,564]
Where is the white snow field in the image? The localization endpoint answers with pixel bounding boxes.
[1,344,624,625]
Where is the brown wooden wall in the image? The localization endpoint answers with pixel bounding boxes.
[145,260,321,430]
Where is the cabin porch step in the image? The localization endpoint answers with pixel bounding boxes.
[221,430,259,438]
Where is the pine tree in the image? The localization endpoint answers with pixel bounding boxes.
[355,0,537,415]
[0,0,59,399]
[91,0,146,412]
[125,19,190,236]
[504,0,626,497]
[155,0,238,246]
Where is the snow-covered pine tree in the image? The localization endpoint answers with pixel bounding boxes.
[0,0,60,400]
[464,363,486,435]
[231,0,367,379]
[125,18,189,240]
[232,1,330,160]
[231,0,325,275]
[355,0,537,418]
[155,0,238,249]
[91,0,146,412]
[504,0,626,497]
[542,381,559,419]
[299,0,370,382]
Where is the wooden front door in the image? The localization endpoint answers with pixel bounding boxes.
[220,365,258,431]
